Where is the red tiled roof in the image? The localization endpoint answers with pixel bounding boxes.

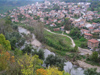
[81,29,89,32]
[84,33,93,36]
[92,22,97,25]
[93,30,100,33]
[88,26,94,29]
[61,26,64,29]
[88,39,99,43]
[53,28,60,31]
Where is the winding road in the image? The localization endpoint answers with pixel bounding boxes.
[44,28,75,47]
[44,28,100,72]
[45,28,92,55]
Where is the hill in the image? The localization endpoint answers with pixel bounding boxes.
[0,0,44,14]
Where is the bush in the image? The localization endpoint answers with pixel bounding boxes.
[79,37,86,42]
[32,49,44,60]
[84,68,100,75]
[91,51,98,62]
[80,42,87,48]
[44,54,65,71]
[70,27,81,39]
[22,44,33,54]
[5,32,25,50]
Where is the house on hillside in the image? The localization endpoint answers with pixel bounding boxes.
[53,28,60,31]
[88,39,99,49]
[81,29,89,35]
[92,30,100,34]
[88,26,94,32]
[84,33,93,39]
[60,26,64,31]
[50,23,56,27]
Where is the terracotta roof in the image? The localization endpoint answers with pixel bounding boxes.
[88,39,99,43]
[81,29,89,32]
[93,30,100,33]
[61,26,64,29]
[84,33,93,36]
[88,26,94,30]
[92,22,97,25]
[53,28,60,31]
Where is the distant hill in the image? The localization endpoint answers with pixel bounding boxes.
[48,0,100,2]
[0,0,44,14]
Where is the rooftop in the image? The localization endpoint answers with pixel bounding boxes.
[88,39,99,43]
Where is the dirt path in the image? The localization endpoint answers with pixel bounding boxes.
[78,47,92,55]
[45,28,93,55]
[44,28,75,47]
[77,60,100,72]
[44,28,100,72]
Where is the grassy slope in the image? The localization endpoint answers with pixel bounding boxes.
[44,30,72,56]
[44,30,72,46]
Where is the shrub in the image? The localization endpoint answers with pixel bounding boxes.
[45,54,65,71]
[32,49,44,60]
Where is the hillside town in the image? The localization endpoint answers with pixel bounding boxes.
[0,0,100,50]
[1,0,100,75]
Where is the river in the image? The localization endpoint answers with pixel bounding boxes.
[18,27,85,75]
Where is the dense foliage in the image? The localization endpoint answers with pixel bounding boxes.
[90,1,100,12]
[64,18,71,30]
[0,1,35,13]
[32,49,44,60]
[45,54,65,71]
[84,68,100,75]
[70,27,87,48]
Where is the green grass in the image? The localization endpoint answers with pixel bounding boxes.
[85,60,100,66]
[74,39,82,47]
[98,12,100,14]
[44,30,72,46]
[53,31,63,34]
[44,30,73,56]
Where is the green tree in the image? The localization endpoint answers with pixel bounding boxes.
[44,17,49,20]
[0,34,11,51]
[53,4,60,11]
[18,13,24,21]
[22,44,33,54]
[32,49,44,60]
[70,27,81,39]
[5,32,25,50]
[45,54,65,71]
[74,45,78,52]
[0,19,12,34]
[64,18,71,30]
[84,68,100,75]
[5,16,12,25]
[91,51,98,62]
[80,42,88,48]
[18,54,43,75]
[80,37,86,42]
